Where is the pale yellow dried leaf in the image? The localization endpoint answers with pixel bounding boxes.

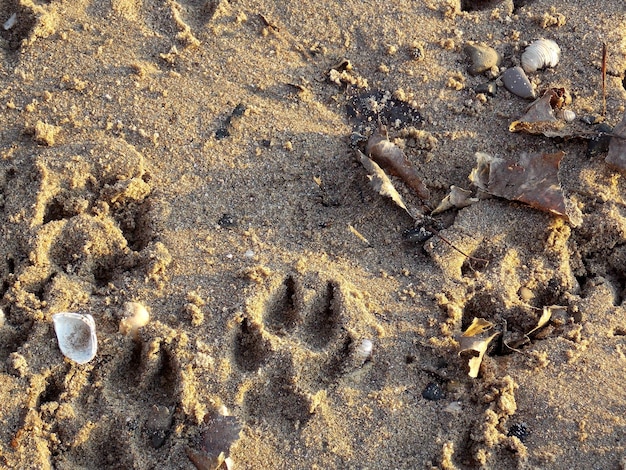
[461,317,494,337]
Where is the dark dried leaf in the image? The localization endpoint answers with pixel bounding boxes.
[509,88,594,139]
[469,151,574,221]
[187,412,242,470]
[606,113,626,171]
[366,127,430,201]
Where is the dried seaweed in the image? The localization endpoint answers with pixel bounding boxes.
[365,127,430,201]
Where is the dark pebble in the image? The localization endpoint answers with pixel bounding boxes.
[475,82,497,97]
[501,66,535,99]
[403,226,433,243]
[587,123,613,157]
[218,214,237,228]
[507,422,530,442]
[422,382,445,401]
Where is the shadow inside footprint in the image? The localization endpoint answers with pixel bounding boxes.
[234,318,271,372]
[302,282,340,350]
[264,276,300,335]
[242,356,312,432]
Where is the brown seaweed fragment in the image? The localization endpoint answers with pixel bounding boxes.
[365,127,430,201]
[469,151,573,221]
[606,112,626,171]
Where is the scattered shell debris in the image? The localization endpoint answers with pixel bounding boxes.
[3,12,17,31]
[52,312,98,365]
[521,38,561,73]
[119,302,150,339]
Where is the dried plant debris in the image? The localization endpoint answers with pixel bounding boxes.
[509,88,569,136]
[504,305,564,352]
[366,127,430,201]
[347,89,423,130]
[526,305,563,336]
[469,151,581,225]
[509,88,596,139]
[356,149,418,219]
[606,112,626,171]
[458,318,498,378]
[187,410,242,470]
[431,185,478,215]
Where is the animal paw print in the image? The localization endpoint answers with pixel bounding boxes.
[234,273,376,432]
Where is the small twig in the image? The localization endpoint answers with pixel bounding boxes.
[424,223,490,266]
[602,42,607,117]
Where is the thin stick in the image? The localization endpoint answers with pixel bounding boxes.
[602,42,607,117]
[425,224,490,264]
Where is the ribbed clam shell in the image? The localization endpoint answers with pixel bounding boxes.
[521,39,561,73]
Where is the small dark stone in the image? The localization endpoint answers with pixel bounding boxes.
[580,114,603,125]
[586,123,613,157]
[507,422,530,442]
[215,127,230,139]
[403,226,433,243]
[475,82,497,97]
[501,66,535,99]
[261,139,271,148]
[422,382,445,401]
[231,103,247,117]
[218,214,237,228]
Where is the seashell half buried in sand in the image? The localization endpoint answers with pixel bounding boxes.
[52,312,98,364]
[521,39,561,73]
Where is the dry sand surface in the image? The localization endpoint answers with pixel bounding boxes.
[1,0,626,468]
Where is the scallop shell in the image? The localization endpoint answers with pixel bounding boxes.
[52,312,98,364]
[521,39,561,73]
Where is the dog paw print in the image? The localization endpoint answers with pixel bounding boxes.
[234,273,378,432]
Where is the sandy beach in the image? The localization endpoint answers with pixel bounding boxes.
[1,0,625,468]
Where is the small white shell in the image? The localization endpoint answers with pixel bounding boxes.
[355,339,373,361]
[52,312,98,364]
[521,39,561,73]
[561,109,576,122]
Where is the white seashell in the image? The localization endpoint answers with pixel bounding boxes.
[521,39,561,73]
[119,302,150,338]
[355,339,373,362]
[3,13,17,31]
[52,312,98,364]
[562,109,576,122]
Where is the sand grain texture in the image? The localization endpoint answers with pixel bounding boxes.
[1,0,626,468]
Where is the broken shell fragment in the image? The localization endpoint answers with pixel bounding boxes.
[52,312,98,364]
[501,66,535,99]
[521,39,561,73]
[119,302,150,338]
